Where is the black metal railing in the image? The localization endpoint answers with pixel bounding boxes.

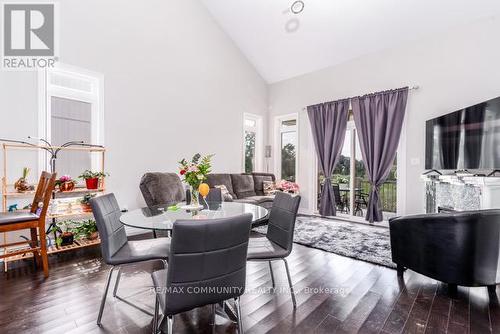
[318,177,397,213]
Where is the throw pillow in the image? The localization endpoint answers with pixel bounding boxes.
[215,184,233,201]
[263,180,276,196]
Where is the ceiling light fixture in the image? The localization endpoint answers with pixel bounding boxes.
[291,1,304,14]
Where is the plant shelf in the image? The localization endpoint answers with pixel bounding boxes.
[2,237,101,264]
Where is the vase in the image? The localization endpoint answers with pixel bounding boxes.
[59,181,75,192]
[14,178,30,192]
[190,186,200,207]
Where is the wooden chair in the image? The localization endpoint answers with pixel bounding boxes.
[0,171,56,277]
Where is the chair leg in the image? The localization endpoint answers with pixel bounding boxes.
[268,261,275,289]
[167,315,173,334]
[97,266,115,326]
[152,294,159,334]
[283,258,297,308]
[30,227,40,268]
[211,304,216,333]
[234,297,243,334]
[113,267,122,297]
[38,223,49,278]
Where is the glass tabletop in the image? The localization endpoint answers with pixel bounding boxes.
[120,201,269,231]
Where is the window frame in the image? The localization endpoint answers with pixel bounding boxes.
[274,113,299,182]
[242,113,263,173]
[37,64,104,174]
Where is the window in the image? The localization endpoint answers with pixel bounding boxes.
[275,114,298,182]
[317,114,397,221]
[243,113,263,173]
[39,65,103,175]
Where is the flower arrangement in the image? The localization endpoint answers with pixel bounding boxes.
[276,180,300,194]
[55,175,77,192]
[178,153,213,207]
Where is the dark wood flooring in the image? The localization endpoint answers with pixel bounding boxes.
[1,234,499,334]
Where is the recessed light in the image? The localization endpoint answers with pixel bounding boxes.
[291,1,304,14]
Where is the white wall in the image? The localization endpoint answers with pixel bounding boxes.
[0,0,268,211]
[268,16,500,215]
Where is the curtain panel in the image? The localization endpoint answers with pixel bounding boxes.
[307,100,349,216]
[351,87,408,223]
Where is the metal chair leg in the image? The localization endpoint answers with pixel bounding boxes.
[268,261,275,289]
[113,267,122,297]
[152,295,159,334]
[211,304,216,333]
[167,315,174,334]
[283,258,297,308]
[97,266,115,326]
[234,297,243,334]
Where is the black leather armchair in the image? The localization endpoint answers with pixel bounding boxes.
[390,210,500,290]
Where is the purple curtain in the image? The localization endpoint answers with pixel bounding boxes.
[352,88,408,223]
[307,100,349,216]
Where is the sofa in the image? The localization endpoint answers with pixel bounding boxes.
[390,209,500,291]
[205,172,276,210]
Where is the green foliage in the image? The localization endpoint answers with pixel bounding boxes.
[22,167,30,179]
[79,170,109,180]
[244,132,255,173]
[80,193,96,205]
[73,219,98,239]
[281,143,296,181]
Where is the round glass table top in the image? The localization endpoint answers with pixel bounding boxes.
[120,201,268,231]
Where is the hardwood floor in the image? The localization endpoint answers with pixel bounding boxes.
[1,236,499,334]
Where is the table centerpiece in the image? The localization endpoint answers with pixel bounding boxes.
[178,153,213,210]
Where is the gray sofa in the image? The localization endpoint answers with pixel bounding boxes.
[140,172,276,210]
[205,172,276,210]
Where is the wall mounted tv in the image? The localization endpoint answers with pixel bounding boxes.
[425,96,500,170]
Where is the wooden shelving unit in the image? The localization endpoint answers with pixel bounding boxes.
[3,238,101,265]
[1,143,106,271]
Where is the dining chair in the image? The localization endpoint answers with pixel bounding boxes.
[151,213,253,334]
[332,184,347,213]
[90,193,171,326]
[247,191,301,308]
[0,171,56,278]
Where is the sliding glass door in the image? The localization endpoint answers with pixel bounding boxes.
[317,119,397,221]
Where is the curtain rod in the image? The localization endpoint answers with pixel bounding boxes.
[301,85,419,111]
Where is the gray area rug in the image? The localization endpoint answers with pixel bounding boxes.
[254,216,395,268]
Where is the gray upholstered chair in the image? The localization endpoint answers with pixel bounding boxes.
[140,172,186,207]
[247,192,301,308]
[151,214,253,334]
[90,193,171,326]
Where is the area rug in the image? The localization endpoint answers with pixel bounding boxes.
[253,216,395,268]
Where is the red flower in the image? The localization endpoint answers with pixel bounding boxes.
[180,169,186,175]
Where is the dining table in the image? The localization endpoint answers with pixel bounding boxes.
[119,200,269,323]
[120,201,268,232]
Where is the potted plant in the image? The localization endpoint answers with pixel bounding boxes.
[178,153,213,208]
[14,167,35,192]
[50,220,77,246]
[55,175,77,192]
[79,170,108,190]
[74,219,98,240]
[80,193,96,212]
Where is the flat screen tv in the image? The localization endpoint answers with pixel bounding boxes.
[425,96,500,170]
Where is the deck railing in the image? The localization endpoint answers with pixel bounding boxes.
[318,177,397,213]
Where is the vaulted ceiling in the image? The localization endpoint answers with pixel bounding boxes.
[201,0,500,83]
